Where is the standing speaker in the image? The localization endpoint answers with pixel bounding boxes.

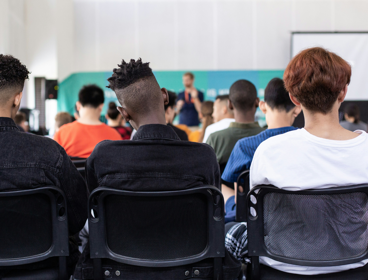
[45,79,58,99]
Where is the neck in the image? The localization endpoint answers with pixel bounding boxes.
[0,111,12,118]
[107,119,121,126]
[0,104,16,119]
[303,105,358,140]
[234,109,255,124]
[78,108,102,125]
[266,111,294,129]
[136,114,167,129]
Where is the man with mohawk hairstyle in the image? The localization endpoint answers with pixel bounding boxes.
[73,58,241,280]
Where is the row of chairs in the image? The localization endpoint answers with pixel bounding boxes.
[235,171,368,279]
[0,185,226,280]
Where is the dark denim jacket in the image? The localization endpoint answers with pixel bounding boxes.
[0,117,88,235]
[73,125,240,280]
[86,124,220,193]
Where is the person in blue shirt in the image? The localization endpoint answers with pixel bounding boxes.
[222,78,301,222]
[176,72,204,126]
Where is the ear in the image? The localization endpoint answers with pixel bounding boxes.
[259,101,267,114]
[337,84,348,103]
[76,101,82,111]
[228,99,234,110]
[105,114,110,120]
[254,97,260,108]
[117,106,131,123]
[14,92,23,107]
[289,93,301,107]
[161,88,169,105]
[98,103,104,112]
[293,106,302,118]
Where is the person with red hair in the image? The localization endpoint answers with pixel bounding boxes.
[225,47,368,275]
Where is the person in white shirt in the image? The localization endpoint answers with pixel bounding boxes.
[202,95,234,143]
[225,47,368,275]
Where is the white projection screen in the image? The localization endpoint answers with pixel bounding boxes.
[292,32,368,100]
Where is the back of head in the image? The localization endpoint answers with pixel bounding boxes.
[55,112,72,129]
[14,112,26,125]
[199,101,214,142]
[107,102,120,120]
[78,84,104,108]
[345,104,360,124]
[264,78,295,112]
[229,80,257,112]
[284,47,351,114]
[0,55,30,107]
[165,91,177,111]
[107,58,162,116]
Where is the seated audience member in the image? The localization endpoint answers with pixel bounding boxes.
[226,47,368,275]
[74,58,240,280]
[0,55,88,275]
[14,111,28,132]
[340,103,367,131]
[164,91,188,140]
[206,80,264,202]
[222,78,301,221]
[55,112,72,133]
[106,101,132,139]
[54,85,122,158]
[175,123,192,137]
[176,72,204,127]
[202,95,234,143]
[189,101,214,142]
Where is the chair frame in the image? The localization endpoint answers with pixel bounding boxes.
[88,186,225,280]
[236,170,250,222]
[0,186,69,280]
[246,184,368,279]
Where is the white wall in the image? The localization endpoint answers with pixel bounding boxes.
[70,0,368,74]
[2,0,368,104]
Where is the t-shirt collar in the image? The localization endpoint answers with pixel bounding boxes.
[229,122,261,129]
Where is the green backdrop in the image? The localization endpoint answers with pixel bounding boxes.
[57,70,284,126]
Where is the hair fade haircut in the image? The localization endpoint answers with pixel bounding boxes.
[284,47,351,114]
[264,78,295,112]
[107,58,154,91]
[78,84,105,108]
[0,55,30,104]
[229,79,258,111]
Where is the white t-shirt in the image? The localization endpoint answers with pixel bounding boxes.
[250,128,368,275]
[203,118,234,143]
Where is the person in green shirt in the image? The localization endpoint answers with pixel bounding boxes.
[206,79,265,202]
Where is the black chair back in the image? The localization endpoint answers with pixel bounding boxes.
[236,170,250,222]
[89,186,225,280]
[71,159,86,169]
[246,184,368,280]
[0,187,69,280]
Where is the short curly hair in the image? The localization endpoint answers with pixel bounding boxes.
[107,58,153,91]
[0,55,30,103]
[284,47,351,114]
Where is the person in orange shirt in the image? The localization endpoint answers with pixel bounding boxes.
[54,85,122,158]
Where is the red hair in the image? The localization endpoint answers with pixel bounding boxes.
[284,47,351,114]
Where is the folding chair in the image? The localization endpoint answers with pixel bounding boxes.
[88,186,226,280]
[0,187,69,280]
[246,184,368,280]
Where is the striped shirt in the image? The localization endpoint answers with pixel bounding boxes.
[222,126,297,183]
